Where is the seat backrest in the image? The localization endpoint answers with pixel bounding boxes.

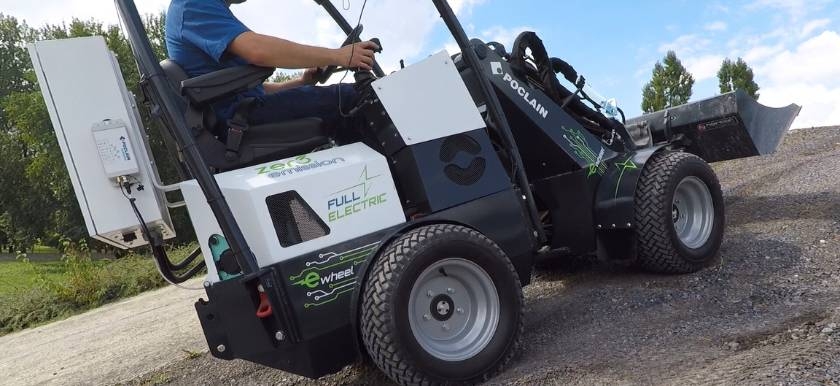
[160,59,221,133]
[160,59,189,95]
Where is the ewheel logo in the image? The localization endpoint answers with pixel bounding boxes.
[289,242,379,309]
[294,267,354,289]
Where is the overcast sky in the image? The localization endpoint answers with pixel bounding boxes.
[3,0,839,128]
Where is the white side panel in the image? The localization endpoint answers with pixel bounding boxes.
[180,189,223,282]
[182,143,405,283]
[372,51,486,145]
[29,36,174,248]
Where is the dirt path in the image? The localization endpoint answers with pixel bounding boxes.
[6,128,838,386]
[0,280,206,386]
[129,127,839,386]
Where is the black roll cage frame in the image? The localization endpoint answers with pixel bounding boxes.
[113,0,544,286]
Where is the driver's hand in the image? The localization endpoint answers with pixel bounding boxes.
[335,41,379,70]
[301,67,320,85]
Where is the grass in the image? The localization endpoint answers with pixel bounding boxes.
[0,244,200,336]
[181,349,203,360]
[0,260,69,294]
[32,245,59,254]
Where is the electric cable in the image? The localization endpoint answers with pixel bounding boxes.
[119,181,204,290]
[338,0,369,118]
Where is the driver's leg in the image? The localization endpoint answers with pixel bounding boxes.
[248,84,357,131]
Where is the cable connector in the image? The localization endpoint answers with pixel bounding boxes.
[116,175,134,194]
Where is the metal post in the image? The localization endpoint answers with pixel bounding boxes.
[115,0,261,275]
[431,0,546,243]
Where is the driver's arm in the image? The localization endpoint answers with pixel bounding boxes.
[228,31,378,70]
[262,68,319,94]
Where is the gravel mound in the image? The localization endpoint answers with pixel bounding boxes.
[131,127,840,386]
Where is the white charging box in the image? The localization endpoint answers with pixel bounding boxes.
[29,36,175,249]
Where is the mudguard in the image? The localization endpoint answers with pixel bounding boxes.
[593,145,667,231]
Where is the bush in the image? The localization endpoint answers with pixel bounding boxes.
[0,242,198,335]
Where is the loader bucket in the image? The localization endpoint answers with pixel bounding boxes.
[625,90,801,163]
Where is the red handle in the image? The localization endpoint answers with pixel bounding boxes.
[256,292,273,318]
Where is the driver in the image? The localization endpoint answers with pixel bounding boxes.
[165,0,379,136]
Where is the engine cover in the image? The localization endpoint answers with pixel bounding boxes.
[182,143,405,282]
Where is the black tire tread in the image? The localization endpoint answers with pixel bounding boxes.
[634,151,720,274]
[360,224,524,386]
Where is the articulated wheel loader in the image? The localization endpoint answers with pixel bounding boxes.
[28,0,799,384]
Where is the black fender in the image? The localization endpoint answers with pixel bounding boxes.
[594,144,668,231]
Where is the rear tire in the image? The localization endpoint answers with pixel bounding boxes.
[634,151,725,273]
[360,224,523,386]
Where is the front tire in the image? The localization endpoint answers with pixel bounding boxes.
[360,224,523,386]
[634,151,725,273]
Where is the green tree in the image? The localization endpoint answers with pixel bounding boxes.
[641,51,695,113]
[270,71,300,83]
[718,57,759,100]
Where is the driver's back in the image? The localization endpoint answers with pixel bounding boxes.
[165,0,263,120]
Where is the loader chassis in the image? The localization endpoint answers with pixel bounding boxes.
[462,49,661,257]
[183,52,536,378]
[27,0,801,384]
[196,187,533,377]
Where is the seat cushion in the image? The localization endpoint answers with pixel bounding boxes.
[241,117,326,145]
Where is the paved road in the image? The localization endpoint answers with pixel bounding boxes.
[0,280,206,386]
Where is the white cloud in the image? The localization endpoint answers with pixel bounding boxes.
[653,3,840,128]
[757,31,840,85]
[659,34,711,56]
[2,0,488,74]
[684,54,725,82]
[449,0,486,15]
[741,43,785,64]
[705,21,728,32]
[0,0,169,27]
[658,35,722,82]
[480,25,535,49]
[746,0,833,21]
[800,18,831,38]
[754,30,840,127]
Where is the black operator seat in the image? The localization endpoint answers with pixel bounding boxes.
[159,59,328,171]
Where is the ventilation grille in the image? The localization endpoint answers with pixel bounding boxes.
[266,191,329,247]
[439,134,486,186]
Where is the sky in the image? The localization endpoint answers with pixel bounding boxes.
[3,0,840,128]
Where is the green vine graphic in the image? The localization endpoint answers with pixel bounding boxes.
[561,127,608,177]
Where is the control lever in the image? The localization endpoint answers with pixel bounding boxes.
[353,37,382,90]
[369,38,383,53]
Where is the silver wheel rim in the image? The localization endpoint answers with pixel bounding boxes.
[672,176,715,249]
[407,258,500,362]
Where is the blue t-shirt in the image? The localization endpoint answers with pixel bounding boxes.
[166,0,264,121]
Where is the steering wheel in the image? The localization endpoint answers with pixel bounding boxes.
[314,24,364,84]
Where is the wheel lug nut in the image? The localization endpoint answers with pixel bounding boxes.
[423,314,431,321]
[447,288,455,294]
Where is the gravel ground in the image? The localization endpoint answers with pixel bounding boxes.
[131,127,840,386]
[0,279,206,386]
